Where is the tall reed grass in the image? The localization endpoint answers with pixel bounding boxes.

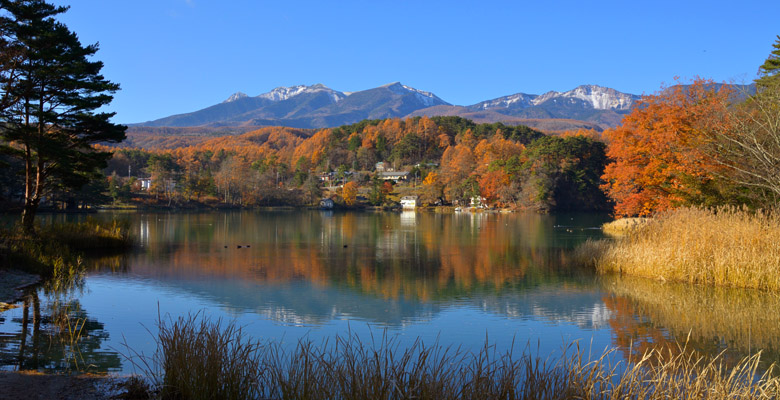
[49,303,91,372]
[0,218,132,277]
[580,206,780,291]
[601,217,650,236]
[123,314,780,399]
[41,218,133,252]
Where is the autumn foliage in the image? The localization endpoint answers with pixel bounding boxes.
[601,79,733,216]
[342,181,358,206]
[95,115,610,211]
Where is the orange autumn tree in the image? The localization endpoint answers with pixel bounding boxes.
[440,142,477,203]
[342,181,358,206]
[601,78,732,216]
[478,170,510,205]
[421,171,443,204]
[560,128,603,141]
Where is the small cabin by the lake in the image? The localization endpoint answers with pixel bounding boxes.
[320,198,334,210]
[400,196,418,210]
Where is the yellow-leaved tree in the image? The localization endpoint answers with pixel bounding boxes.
[342,181,358,206]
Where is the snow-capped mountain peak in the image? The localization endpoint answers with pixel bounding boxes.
[257,84,346,102]
[531,85,638,110]
[223,92,248,103]
[474,93,537,110]
[382,82,449,107]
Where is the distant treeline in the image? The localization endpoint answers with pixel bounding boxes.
[93,116,609,211]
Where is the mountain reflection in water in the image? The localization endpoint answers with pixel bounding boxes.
[2,210,778,374]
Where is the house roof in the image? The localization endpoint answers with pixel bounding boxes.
[377,171,410,177]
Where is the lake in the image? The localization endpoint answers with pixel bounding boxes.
[1,210,779,374]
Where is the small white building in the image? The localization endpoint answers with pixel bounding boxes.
[470,196,487,208]
[378,171,410,181]
[320,198,334,210]
[400,195,417,210]
[139,178,152,191]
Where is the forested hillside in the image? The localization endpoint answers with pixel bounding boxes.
[100,116,609,211]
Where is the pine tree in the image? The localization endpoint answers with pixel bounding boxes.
[756,35,780,88]
[0,0,126,232]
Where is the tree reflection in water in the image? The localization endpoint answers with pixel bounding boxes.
[7,211,778,376]
[0,254,124,373]
[602,274,780,373]
[127,211,607,302]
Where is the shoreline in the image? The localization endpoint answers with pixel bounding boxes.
[0,371,127,400]
[0,269,41,310]
[1,204,523,214]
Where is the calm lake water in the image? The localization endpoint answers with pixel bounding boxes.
[1,210,779,374]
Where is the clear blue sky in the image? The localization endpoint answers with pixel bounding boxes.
[49,0,780,124]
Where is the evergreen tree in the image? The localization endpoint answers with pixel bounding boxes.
[756,35,780,88]
[0,0,126,232]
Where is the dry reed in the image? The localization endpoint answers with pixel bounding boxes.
[43,218,133,251]
[586,206,780,291]
[0,219,132,281]
[124,313,780,399]
[124,313,263,400]
[601,217,650,236]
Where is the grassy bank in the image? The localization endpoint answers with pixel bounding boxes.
[579,207,780,291]
[122,314,780,400]
[0,219,133,278]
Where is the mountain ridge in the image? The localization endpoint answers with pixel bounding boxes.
[136,83,641,131]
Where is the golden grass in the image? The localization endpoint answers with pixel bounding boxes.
[601,217,650,236]
[43,218,133,252]
[587,207,780,291]
[124,313,780,399]
[1,219,132,275]
[0,219,133,299]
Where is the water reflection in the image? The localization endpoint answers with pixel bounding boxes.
[0,245,126,373]
[0,294,121,373]
[105,211,611,329]
[602,275,780,369]
[3,210,779,374]
[126,211,606,303]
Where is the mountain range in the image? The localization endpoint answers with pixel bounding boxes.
[137,82,643,131]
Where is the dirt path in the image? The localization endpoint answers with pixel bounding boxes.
[0,371,128,400]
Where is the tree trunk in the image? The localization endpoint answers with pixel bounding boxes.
[21,198,38,234]
[23,135,35,233]
[22,160,43,234]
